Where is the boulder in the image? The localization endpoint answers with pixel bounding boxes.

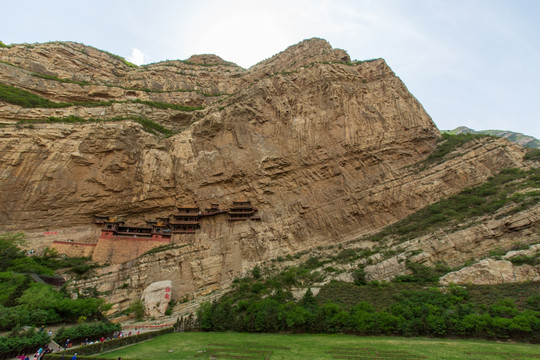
[141,280,172,317]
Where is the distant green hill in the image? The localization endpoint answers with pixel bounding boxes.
[443,126,540,148]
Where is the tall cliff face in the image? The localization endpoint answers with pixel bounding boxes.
[0,39,527,308]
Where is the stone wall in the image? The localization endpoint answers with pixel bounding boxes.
[92,235,171,264]
[51,241,97,257]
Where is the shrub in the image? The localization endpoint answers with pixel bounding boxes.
[352,267,367,285]
[0,83,102,108]
[526,295,540,311]
[0,232,26,271]
[128,299,145,321]
[251,265,261,279]
[0,329,50,359]
[509,251,540,266]
[131,98,203,111]
[0,272,29,306]
[53,322,121,345]
[524,149,540,161]
[392,261,447,283]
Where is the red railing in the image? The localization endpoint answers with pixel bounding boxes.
[52,241,97,247]
[122,322,175,330]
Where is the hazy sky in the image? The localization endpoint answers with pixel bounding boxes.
[2,0,539,137]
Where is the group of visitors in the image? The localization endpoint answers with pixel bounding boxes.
[16,345,52,360]
[77,329,138,347]
[16,327,138,360]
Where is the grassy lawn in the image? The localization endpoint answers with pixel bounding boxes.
[102,332,540,360]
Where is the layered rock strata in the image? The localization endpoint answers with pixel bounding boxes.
[0,39,529,312]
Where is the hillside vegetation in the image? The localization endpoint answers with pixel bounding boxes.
[195,135,540,342]
[444,126,540,148]
[0,233,109,332]
[197,268,540,341]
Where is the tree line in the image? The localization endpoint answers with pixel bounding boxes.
[197,283,540,342]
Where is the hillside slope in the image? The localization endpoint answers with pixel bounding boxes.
[445,126,540,148]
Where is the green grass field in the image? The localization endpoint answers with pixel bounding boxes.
[102,332,540,360]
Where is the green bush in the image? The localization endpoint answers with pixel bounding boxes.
[132,117,175,137]
[127,299,145,321]
[0,83,89,108]
[392,261,448,283]
[509,251,540,266]
[0,305,60,331]
[251,265,261,279]
[526,295,540,311]
[197,278,540,342]
[53,322,121,345]
[524,149,540,161]
[0,272,29,306]
[0,232,26,271]
[131,98,203,111]
[352,267,366,285]
[0,282,105,331]
[0,328,50,359]
[18,115,176,137]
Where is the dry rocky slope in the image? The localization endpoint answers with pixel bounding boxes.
[0,39,535,315]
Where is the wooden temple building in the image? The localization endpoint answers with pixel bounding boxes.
[170,205,201,234]
[52,200,263,264]
[228,200,261,221]
[201,203,227,217]
[98,217,172,241]
[95,199,260,239]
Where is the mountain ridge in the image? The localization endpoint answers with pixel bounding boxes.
[444,126,540,148]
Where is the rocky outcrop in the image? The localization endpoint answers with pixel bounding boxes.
[440,259,540,285]
[364,204,540,282]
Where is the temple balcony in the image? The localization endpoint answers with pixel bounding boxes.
[172,229,197,234]
[170,220,200,225]
[115,231,153,237]
[173,212,201,217]
[228,210,256,215]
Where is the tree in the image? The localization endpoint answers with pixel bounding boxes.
[18,283,63,310]
[197,302,214,330]
[252,265,261,279]
[283,302,308,329]
[353,267,367,285]
[299,288,317,310]
[0,232,26,271]
[128,299,145,321]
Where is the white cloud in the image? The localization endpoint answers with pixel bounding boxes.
[127,48,149,65]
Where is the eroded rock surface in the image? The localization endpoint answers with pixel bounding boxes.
[440,259,540,285]
[0,39,531,313]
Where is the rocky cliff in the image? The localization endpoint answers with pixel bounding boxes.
[0,39,531,314]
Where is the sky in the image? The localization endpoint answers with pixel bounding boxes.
[1,0,539,138]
